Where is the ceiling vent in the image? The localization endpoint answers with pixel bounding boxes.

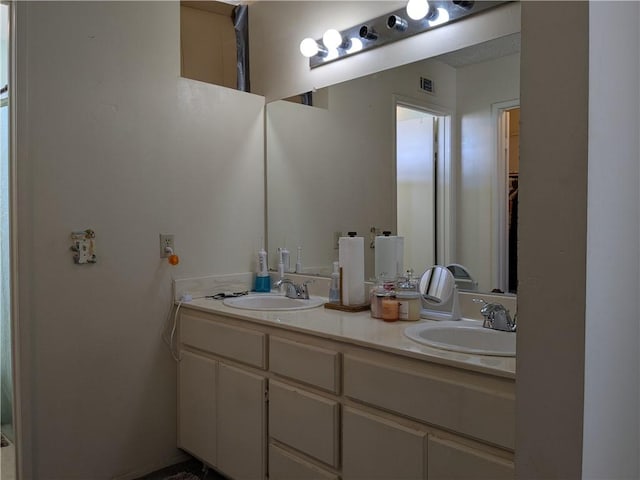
[420,76,434,94]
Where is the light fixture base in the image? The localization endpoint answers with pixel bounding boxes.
[306,0,509,69]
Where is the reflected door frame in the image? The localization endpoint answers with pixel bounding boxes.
[3,1,23,477]
[392,95,453,271]
[492,99,520,292]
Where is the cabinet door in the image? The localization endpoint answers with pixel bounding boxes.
[343,406,426,480]
[269,444,339,480]
[427,437,514,480]
[178,351,217,467]
[217,362,267,480]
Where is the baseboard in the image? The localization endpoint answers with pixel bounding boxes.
[111,451,192,480]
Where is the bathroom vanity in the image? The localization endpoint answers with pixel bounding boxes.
[176,298,515,480]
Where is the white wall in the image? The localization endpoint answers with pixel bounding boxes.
[583,2,640,478]
[516,3,588,478]
[250,1,521,101]
[266,58,456,279]
[15,2,264,478]
[456,53,520,291]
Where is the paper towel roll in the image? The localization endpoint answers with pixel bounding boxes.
[339,235,365,306]
[375,235,404,280]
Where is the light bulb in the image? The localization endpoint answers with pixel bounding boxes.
[428,7,450,26]
[346,37,363,54]
[322,29,343,50]
[406,0,430,20]
[325,48,340,61]
[299,37,319,58]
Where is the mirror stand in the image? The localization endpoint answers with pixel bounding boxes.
[420,286,460,321]
[418,265,461,321]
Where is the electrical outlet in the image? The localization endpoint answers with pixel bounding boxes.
[160,234,175,258]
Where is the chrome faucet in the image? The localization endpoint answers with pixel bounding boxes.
[274,278,312,300]
[478,301,517,332]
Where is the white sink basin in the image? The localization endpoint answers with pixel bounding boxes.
[404,320,516,357]
[223,294,324,311]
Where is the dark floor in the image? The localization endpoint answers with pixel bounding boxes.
[135,457,227,480]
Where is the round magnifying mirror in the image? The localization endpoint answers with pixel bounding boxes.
[446,263,478,291]
[419,265,455,305]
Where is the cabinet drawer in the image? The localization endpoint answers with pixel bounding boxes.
[343,406,426,480]
[269,380,339,467]
[427,436,514,480]
[181,313,266,369]
[270,337,340,393]
[269,444,339,480]
[343,355,515,449]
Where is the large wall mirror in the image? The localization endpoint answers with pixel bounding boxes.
[266,32,520,294]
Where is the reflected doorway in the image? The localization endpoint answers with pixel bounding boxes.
[395,103,448,275]
[1,1,16,478]
[499,106,520,293]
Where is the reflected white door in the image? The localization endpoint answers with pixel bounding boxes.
[396,105,443,274]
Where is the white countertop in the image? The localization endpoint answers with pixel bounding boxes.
[179,296,516,380]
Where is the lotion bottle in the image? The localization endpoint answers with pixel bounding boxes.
[329,261,340,303]
[295,247,303,273]
[281,247,290,273]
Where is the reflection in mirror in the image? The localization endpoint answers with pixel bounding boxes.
[419,265,461,321]
[266,33,520,294]
[420,265,454,304]
[396,104,448,273]
[446,263,478,291]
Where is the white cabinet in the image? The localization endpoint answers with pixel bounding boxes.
[269,337,341,393]
[178,308,515,480]
[343,406,426,480]
[217,363,266,479]
[269,444,339,480]
[268,336,341,479]
[269,380,339,468]
[178,312,267,479]
[427,437,514,480]
[343,354,515,450]
[178,351,217,467]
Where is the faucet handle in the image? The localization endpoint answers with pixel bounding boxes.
[480,302,516,332]
[299,279,314,299]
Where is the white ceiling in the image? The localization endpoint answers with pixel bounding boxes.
[435,32,521,68]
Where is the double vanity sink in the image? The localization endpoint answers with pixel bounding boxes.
[223,293,516,357]
[179,289,516,480]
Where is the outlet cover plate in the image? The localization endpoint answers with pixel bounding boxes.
[160,234,175,258]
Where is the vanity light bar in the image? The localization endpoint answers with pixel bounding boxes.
[304,0,509,69]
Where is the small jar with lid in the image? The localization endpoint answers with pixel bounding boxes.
[369,281,384,319]
[381,293,399,322]
[396,270,421,321]
[371,274,397,320]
